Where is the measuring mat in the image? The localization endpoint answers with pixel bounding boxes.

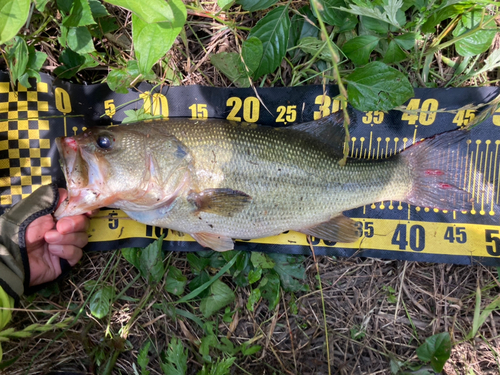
[1,71,499,265]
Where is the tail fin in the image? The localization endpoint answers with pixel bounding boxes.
[402,130,495,213]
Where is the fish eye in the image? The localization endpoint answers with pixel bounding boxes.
[96,135,113,149]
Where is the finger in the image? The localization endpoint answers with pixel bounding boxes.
[48,244,83,267]
[45,230,89,249]
[56,215,90,234]
[29,253,60,286]
[57,188,68,207]
[86,209,100,217]
[25,215,56,247]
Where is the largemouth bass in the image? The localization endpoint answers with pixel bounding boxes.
[54,114,492,251]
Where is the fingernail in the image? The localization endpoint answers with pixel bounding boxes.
[45,230,62,243]
[57,218,74,234]
[49,245,64,256]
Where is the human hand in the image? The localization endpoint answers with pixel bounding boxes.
[26,189,90,286]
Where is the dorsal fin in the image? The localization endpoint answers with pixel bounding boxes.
[287,112,348,156]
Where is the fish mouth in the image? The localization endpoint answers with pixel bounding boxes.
[55,136,89,190]
[54,136,95,219]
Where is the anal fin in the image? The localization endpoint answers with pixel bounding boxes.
[298,214,360,243]
[188,188,252,217]
[191,232,234,252]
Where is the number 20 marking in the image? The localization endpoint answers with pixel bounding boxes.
[226,97,260,122]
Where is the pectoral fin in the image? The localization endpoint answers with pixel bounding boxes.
[187,188,252,217]
[299,214,360,243]
[191,232,234,251]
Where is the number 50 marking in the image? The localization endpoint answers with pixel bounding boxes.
[485,229,500,256]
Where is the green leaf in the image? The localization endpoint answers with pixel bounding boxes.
[67,27,96,54]
[63,0,96,27]
[345,61,414,111]
[452,12,497,57]
[138,236,165,284]
[180,253,240,303]
[107,60,155,94]
[56,0,73,13]
[188,271,210,299]
[242,37,263,75]
[472,48,500,77]
[35,0,51,12]
[248,6,290,79]
[289,6,319,51]
[89,285,114,319]
[241,342,262,356]
[18,46,47,88]
[132,0,186,75]
[342,35,380,66]
[218,0,234,11]
[236,0,277,11]
[160,337,188,375]
[186,253,211,273]
[250,252,275,269]
[199,279,236,318]
[315,0,357,32]
[4,36,29,85]
[122,108,156,123]
[394,32,415,50]
[0,0,30,44]
[336,0,403,30]
[259,271,280,310]
[138,341,151,375]
[360,15,388,34]
[421,4,468,34]
[198,357,235,375]
[210,52,251,88]
[89,0,109,17]
[268,254,308,293]
[382,39,406,64]
[416,332,452,373]
[248,268,262,284]
[246,287,261,312]
[54,48,98,78]
[122,247,140,268]
[89,16,119,37]
[165,266,187,296]
[104,0,176,23]
[298,37,340,62]
[27,47,47,72]
[223,306,234,323]
[229,251,252,287]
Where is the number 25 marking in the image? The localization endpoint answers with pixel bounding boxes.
[276,105,296,124]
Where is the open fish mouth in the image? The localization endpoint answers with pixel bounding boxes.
[55,136,90,190]
[54,136,96,219]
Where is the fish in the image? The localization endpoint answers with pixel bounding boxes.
[54,113,493,251]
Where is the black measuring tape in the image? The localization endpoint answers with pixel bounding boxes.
[1,71,499,265]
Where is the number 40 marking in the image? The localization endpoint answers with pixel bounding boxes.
[391,224,425,251]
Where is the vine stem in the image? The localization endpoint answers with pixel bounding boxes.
[308,236,332,375]
[310,0,351,166]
